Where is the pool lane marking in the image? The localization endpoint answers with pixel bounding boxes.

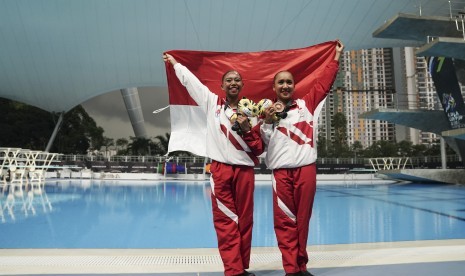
[317,187,465,222]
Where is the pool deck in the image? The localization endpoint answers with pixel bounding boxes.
[1,239,464,275]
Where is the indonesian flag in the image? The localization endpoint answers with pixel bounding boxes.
[164,40,338,156]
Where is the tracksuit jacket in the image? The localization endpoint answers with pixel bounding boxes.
[173,63,263,276]
[260,60,339,274]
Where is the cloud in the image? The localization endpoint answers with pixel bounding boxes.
[82,87,171,140]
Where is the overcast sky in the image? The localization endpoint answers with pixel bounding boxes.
[81,86,171,141]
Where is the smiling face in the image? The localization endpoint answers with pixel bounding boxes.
[221,71,243,100]
[273,71,294,103]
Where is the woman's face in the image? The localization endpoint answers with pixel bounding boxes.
[221,71,243,99]
[273,71,294,103]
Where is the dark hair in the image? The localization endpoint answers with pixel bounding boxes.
[222,70,242,82]
[273,70,293,82]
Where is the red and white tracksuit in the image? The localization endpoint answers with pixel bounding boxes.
[173,63,264,275]
[260,60,339,274]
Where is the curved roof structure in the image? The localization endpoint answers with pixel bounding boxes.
[0,0,453,112]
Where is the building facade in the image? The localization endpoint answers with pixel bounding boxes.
[319,48,396,148]
[319,46,465,149]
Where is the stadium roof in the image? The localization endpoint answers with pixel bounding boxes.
[0,0,456,112]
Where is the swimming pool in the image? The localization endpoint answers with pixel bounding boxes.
[1,180,464,248]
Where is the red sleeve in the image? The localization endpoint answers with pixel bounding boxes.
[241,123,265,156]
[303,60,339,112]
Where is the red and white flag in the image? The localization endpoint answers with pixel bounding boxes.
[164,41,338,156]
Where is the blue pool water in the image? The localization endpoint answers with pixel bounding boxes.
[1,180,465,248]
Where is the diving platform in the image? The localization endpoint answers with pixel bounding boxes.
[416,37,465,60]
[360,109,465,157]
[368,158,465,185]
[442,128,465,140]
[373,13,462,41]
[378,169,465,185]
[373,13,465,60]
[366,11,465,185]
[359,108,450,135]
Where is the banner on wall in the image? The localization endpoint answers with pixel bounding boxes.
[428,57,465,129]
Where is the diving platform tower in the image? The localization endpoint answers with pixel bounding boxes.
[361,8,465,184]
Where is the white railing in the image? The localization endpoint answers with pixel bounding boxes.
[0,147,59,222]
[58,153,463,167]
[369,157,413,171]
[455,12,465,39]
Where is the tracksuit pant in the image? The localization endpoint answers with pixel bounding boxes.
[272,163,317,274]
[210,161,255,276]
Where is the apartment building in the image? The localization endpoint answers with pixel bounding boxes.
[319,48,396,148]
[319,47,465,148]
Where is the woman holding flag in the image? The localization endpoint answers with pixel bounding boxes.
[261,40,344,276]
[163,53,263,276]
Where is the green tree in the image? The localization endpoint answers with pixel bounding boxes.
[411,143,428,157]
[153,133,170,155]
[365,140,398,158]
[53,105,105,154]
[102,136,114,155]
[397,140,413,157]
[127,136,155,155]
[116,138,129,154]
[0,98,55,150]
[422,139,456,156]
[317,133,330,158]
[331,112,349,157]
[351,140,364,160]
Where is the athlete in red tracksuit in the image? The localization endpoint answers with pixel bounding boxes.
[260,41,344,276]
[163,53,264,276]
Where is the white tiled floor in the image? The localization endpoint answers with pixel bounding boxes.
[1,239,464,275]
